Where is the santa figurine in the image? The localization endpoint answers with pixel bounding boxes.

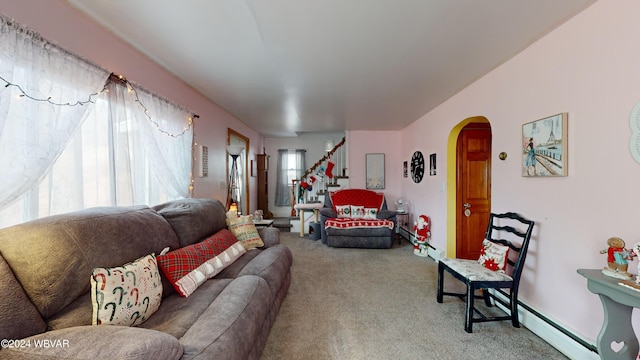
[413,215,431,257]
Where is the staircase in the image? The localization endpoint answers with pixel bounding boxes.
[290,137,348,236]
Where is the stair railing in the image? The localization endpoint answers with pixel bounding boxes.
[290,137,346,215]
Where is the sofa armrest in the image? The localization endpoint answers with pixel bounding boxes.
[377,210,397,221]
[0,325,182,360]
[319,207,337,219]
[258,227,280,247]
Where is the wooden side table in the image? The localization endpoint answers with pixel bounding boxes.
[578,268,640,360]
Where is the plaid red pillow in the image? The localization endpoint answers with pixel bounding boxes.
[157,229,246,297]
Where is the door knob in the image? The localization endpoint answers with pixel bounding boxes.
[463,203,471,209]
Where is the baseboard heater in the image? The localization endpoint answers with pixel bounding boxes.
[492,289,598,357]
[399,227,597,357]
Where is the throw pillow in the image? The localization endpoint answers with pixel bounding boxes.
[350,205,365,218]
[335,205,351,218]
[156,229,246,297]
[363,207,378,220]
[226,215,265,250]
[90,254,162,326]
[477,239,510,272]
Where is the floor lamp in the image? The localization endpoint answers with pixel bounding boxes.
[226,145,244,215]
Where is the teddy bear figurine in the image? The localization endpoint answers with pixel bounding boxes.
[600,237,635,280]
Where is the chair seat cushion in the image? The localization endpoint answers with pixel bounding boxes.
[440,258,513,282]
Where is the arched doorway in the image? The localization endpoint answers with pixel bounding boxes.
[446,117,492,258]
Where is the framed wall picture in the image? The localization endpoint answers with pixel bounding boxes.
[366,153,385,189]
[250,159,257,177]
[198,145,208,177]
[522,113,568,177]
[429,153,436,176]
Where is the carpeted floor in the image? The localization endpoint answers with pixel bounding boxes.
[261,232,569,360]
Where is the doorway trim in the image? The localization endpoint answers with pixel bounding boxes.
[227,128,250,215]
[446,116,489,258]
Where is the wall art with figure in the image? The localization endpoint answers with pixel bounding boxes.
[522,113,568,177]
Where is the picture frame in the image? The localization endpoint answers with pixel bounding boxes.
[429,153,436,176]
[250,159,257,177]
[198,145,208,177]
[522,112,568,177]
[366,153,385,189]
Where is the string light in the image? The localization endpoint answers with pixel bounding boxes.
[1,74,106,106]
[1,71,200,196]
[0,72,199,138]
[108,73,198,138]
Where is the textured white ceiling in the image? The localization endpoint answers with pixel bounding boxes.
[69,0,596,137]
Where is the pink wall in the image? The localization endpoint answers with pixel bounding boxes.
[400,0,640,343]
[0,0,263,212]
[347,130,402,207]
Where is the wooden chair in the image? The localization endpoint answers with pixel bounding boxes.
[436,212,535,333]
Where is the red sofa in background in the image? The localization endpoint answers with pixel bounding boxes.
[319,189,397,248]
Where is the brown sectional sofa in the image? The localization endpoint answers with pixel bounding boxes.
[0,198,292,360]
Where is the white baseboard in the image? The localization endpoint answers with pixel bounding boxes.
[489,290,599,360]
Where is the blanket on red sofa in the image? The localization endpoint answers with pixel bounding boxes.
[324,218,394,230]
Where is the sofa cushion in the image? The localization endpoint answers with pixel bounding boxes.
[90,254,163,326]
[1,325,182,360]
[154,198,228,247]
[178,275,272,360]
[351,205,366,218]
[139,278,233,338]
[157,230,246,297]
[364,207,378,219]
[329,189,385,211]
[335,205,351,218]
[226,215,265,250]
[0,254,47,340]
[237,245,294,298]
[0,205,180,320]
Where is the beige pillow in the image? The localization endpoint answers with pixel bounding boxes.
[90,254,162,326]
[226,215,265,250]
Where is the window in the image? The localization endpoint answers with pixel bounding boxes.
[0,16,193,227]
[274,149,306,207]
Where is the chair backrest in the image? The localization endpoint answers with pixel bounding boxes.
[484,212,535,284]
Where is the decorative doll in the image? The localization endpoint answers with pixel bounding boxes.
[413,215,431,257]
[600,237,635,280]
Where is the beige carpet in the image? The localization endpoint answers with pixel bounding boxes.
[261,232,569,360]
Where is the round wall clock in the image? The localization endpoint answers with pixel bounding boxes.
[410,151,425,183]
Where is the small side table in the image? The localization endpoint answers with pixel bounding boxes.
[395,212,409,245]
[578,268,640,360]
[294,202,323,237]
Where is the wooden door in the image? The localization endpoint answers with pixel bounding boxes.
[456,123,492,259]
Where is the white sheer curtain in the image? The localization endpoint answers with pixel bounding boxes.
[104,78,193,203]
[0,15,194,227]
[0,15,109,211]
